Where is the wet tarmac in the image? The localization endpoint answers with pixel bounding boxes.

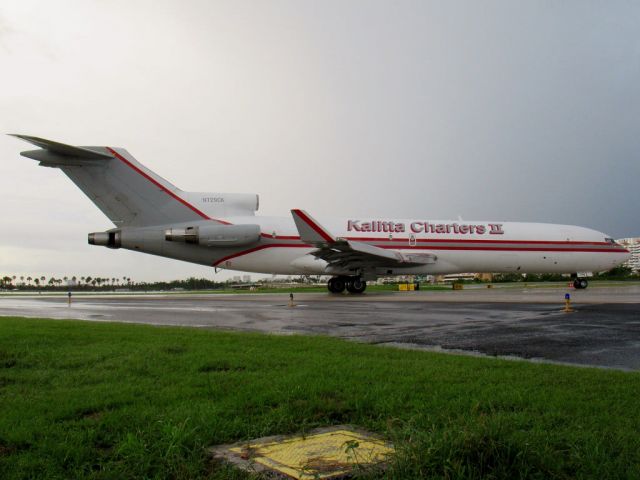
[0,285,639,370]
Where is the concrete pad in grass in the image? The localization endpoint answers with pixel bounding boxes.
[210,425,394,479]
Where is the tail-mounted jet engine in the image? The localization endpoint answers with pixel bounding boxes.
[88,231,121,249]
[164,224,260,247]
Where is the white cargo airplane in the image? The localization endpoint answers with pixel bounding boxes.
[12,135,630,293]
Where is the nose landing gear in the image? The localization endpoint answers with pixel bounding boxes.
[327,276,367,294]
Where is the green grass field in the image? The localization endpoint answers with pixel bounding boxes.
[0,317,639,479]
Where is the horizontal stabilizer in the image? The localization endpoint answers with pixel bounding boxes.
[9,134,112,162]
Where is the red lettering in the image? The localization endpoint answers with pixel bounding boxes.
[488,224,505,235]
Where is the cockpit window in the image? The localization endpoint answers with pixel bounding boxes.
[605,237,616,245]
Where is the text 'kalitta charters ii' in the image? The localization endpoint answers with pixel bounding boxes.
[347,220,505,235]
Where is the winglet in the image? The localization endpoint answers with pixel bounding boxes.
[291,209,335,244]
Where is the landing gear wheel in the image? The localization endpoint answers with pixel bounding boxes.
[327,277,346,293]
[573,278,588,289]
[346,277,367,294]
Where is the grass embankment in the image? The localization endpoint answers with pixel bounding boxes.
[0,318,638,479]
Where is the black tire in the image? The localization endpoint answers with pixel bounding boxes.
[573,278,588,289]
[346,277,367,294]
[328,277,346,294]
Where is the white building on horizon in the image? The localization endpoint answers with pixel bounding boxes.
[617,238,640,272]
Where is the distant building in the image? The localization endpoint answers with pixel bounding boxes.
[232,275,242,283]
[617,238,640,272]
[435,273,493,283]
[242,275,251,283]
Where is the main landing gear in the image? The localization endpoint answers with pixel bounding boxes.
[573,278,588,289]
[327,276,367,294]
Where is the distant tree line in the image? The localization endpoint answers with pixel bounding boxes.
[1,268,637,291]
[0,275,317,292]
[491,266,638,283]
[0,275,230,291]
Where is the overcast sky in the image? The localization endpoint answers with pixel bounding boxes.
[1,0,639,281]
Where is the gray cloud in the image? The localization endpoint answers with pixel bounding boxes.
[1,0,638,280]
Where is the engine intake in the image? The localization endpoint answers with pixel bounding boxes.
[165,224,260,247]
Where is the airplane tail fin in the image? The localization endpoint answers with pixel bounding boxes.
[11,135,214,227]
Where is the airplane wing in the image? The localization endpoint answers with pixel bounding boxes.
[291,209,437,273]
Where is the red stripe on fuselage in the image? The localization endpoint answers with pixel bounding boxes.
[213,243,311,266]
[345,236,611,245]
[383,245,624,253]
[245,235,616,246]
[260,233,301,240]
[212,243,624,268]
[106,147,232,225]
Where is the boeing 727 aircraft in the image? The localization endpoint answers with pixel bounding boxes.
[12,135,630,293]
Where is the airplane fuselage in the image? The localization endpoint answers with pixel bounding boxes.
[113,215,629,278]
